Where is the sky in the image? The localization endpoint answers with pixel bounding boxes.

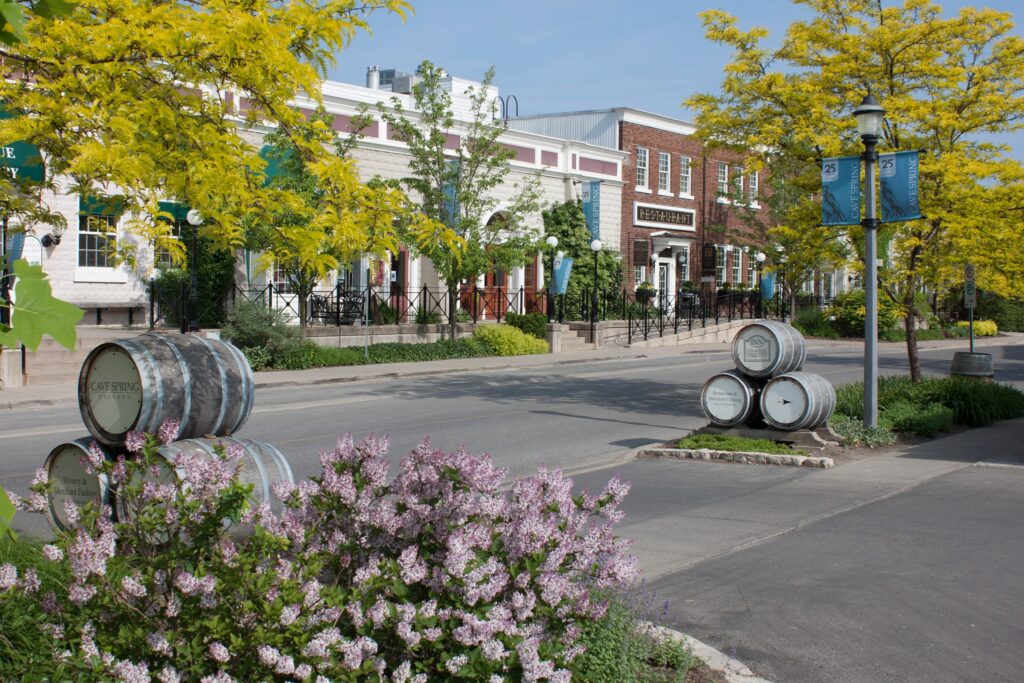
[329,0,1023,159]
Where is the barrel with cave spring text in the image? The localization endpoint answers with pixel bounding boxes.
[731,321,807,379]
[78,333,254,447]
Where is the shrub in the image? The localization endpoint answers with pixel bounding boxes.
[974,294,1024,332]
[914,376,1024,427]
[792,308,839,339]
[413,307,441,325]
[956,319,998,337]
[4,427,638,681]
[505,311,548,340]
[0,538,70,673]
[240,345,272,371]
[828,414,897,447]
[474,323,550,356]
[222,300,301,356]
[829,289,902,338]
[275,340,320,370]
[455,308,472,323]
[311,345,366,367]
[880,401,954,437]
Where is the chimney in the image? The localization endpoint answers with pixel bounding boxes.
[366,65,380,89]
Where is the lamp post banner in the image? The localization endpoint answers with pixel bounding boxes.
[581,181,601,240]
[821,156,861,226]
[879,150,921,222]
[553,257,573,295]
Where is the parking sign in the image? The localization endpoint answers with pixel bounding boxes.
[964,264,976,309]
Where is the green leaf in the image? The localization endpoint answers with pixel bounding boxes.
[0,0,27,43]
[0,487,17,540]
[0,259,84,351]
[31,0,76,20]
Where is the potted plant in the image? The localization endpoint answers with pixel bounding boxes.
[635,281,656,305]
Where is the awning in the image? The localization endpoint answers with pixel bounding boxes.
[79,195,125,216]
[157,201,190,222]
[258,145,291,187]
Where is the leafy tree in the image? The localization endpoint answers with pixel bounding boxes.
[376,60,541,336]
[541,200,621,317]
[688,0,1024,381]
[0,0,418,262]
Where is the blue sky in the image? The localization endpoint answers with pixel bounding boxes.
[330,1,1023,159]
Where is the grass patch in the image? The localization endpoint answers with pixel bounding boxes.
[0,537,70,674]
[677,433,807,456]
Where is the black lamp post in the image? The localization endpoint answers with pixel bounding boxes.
[545,235,558,322]
[854,91,885,429]
[186,209,203,333]
[589,238,601,344]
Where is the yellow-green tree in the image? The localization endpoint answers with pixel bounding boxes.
[0,0,444,274]
[688,0,1024,381]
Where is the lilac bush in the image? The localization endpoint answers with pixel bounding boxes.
[2,424,638,682]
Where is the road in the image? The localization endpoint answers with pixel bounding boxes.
[1,338,1022,681]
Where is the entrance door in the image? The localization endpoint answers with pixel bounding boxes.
[658,263,668,306]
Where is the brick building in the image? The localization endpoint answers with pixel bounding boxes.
[509,108,772,297]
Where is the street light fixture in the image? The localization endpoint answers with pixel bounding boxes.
[590,238,602,345]
[545,235,558,322]
[185,209,203,333]
[854,91,885,428]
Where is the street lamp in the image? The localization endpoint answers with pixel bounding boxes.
[755,251,766,318]
[590,238,602,344]
[185,209,203,333]
[545,235,558,322]
[854,91,885,428]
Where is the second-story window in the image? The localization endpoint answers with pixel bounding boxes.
[680,156,692,195]
[717,162,729,197]
[636,147,649,189]
[748,169,759,203]
[658,152,671,192]
[732,166,744,198]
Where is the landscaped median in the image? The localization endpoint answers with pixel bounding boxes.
[639,434,834,469]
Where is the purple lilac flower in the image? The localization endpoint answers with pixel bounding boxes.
[158,418,180,444]
[0,564,16,590]
[125,431,146,453]
[207,641,230,663]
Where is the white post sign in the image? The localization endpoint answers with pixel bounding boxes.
[964,264,976,309]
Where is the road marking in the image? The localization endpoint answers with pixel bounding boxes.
[253,394,390,414]
[0,424,85,440]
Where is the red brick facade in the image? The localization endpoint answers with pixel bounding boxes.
[618,120,771,296]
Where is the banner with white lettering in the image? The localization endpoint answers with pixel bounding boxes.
[553,257,574,295]
[821,156,861,226]
[879,150,921,223]
[581,181,601,240]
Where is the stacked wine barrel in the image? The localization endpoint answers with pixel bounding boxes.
[700,321,836,433]
[42,333,294,533]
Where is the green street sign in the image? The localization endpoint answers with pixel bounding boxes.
[964,264,976,309]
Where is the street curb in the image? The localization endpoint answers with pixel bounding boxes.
[641,623,774,683]
[638,447,834,468]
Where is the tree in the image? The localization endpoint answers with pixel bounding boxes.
[541,200,622,317]
[0,0,419,263]
[688,0,1024,381]
[376,61,541,336]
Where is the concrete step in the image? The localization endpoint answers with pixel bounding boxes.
[23,369,83,386]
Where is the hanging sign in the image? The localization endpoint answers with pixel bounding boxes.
[879,150,921,222]
[964,263,976,309]
[0,108,45,183]
[820,156,861,226]
[581,180,601,240]
[553,257,573,295]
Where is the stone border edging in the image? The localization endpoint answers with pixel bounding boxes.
[640,623,775,683]
[638,447,834,468]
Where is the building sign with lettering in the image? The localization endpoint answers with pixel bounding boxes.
[634,202,696,231]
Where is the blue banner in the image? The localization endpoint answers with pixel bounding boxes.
[442,159,460,228]
[821,156,861,226]
[879,151,921,223]
[553,256,573,295]
[581,181,601,239]
[759,272,776,301]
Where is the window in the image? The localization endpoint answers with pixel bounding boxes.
[78,214,118,268]
[717,162,729,197]
[636,147,649,189]
[274,262,295,294]
[155,202,187,270]
[716,247,727,283]
[658,152,671,192]
[634,265,646,286]
[732,166,743,198]
[679,156,692,196]
[677,246,689,283]
[747,252,756,285]
[732,250,741,284]
[748,169,759,203]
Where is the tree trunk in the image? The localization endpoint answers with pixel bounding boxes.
[903,284,921,383]
[448,286,458,340]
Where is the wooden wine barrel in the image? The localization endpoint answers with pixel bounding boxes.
[760,371,836,431]
[43,439,121,532]
[950,352,994,381]
[116,437,294,526]
[78,333,254,447]
[701,370,766,428]
[731,321,807,379]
